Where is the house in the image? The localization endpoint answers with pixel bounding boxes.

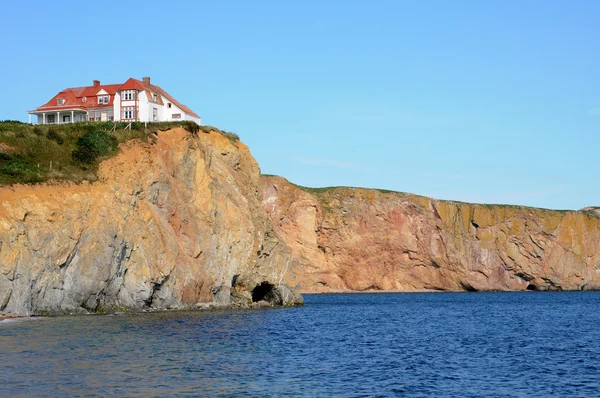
[28,77,200,125]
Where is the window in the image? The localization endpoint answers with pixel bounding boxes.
[57,98,65,105]
[153,108,158,121]
[82,97,87,103]
[98,95,109,104]
[122,90,135,101]
[152,94,157,101]
[122,107,135,120]
[172,113,181,119]
[167,103,171,108]
[47,114,56,123]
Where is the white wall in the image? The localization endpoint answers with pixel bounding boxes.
[137,91,149,122]
[113,89,200,124]
[113,92,121,121]
[184,114,201,125]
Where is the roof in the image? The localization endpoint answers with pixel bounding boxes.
[117,78,200,118]
[31,79,199,118]
[31,83,119,113]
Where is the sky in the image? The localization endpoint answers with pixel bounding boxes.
[1,0,598,210]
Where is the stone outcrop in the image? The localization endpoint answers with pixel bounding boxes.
[0,129,303,315]
[2,128,599,316]
[262,176,600,292]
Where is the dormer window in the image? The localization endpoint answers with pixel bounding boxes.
[57,98,65,105]
[97,95,109,104]
[122,90,135,101]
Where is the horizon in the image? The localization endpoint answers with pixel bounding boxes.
[1,1,598,210]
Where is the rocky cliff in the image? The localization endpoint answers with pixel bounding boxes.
[2,129,599,316]
[0,128,303,315]
[262,176,600,292]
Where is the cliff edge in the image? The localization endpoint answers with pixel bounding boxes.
[0,129,303,315]
[262,176,600,292]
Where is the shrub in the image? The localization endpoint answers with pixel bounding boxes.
[0,120,25,124]
[46,129,64,145]
[221,130,240,142]
[198,125,218,134]
[0,158,42,182]
[72,130,118,164]
[184,121,200,135]
[33,126,43,136]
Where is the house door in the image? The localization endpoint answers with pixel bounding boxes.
[63,115,70,123]
[101,112,108,121]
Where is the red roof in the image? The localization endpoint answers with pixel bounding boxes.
[31,78,199,118]
[31,82,120,112]
[117,78,200,118]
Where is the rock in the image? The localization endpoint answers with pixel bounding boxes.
[277,284,304,306]
[0,129,304,316]
[262,176,600,293]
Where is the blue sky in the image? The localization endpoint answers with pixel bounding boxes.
[1,1,598,210]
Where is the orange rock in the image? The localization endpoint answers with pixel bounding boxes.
[261,176,600,293]
[0,129,303,315]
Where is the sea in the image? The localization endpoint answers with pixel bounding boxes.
[2,292,599,397]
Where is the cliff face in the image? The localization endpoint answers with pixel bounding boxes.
[2,129,599,316]
[262,176,600,292]
[0,129,303,315]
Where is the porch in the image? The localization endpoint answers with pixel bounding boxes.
[28,110,88,125]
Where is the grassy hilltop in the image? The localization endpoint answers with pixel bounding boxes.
[0,121,238,185]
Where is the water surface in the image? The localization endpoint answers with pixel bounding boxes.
[2,292,599,396]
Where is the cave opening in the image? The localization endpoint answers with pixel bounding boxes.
[526,284,538,291]
[251,281,282,305]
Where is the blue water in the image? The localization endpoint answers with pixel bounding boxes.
[2,292,600,397]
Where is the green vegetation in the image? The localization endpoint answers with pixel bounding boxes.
[281,179,407,196]
[72,131,118,164]
[198,124,240,142]
[261,175,594,216]
[0,120,238,185]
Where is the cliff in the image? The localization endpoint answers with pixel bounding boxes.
[0,128,303,315]
[262,176,600,292]
[2,128,599,316]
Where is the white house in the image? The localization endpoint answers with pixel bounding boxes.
[29,77,200,125]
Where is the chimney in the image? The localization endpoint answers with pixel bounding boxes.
[93,80,100,87]
[142,76,151,84]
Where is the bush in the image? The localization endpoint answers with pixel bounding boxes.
[46,129,64,145]
[221,130,239,142]
[72,130,118,164]
[0,158,42,182]
[198,125,218,134]
[184,121,199,135]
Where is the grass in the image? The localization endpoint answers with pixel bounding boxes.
[0,120,238,185]
[268,177,408,196]
[198,125,240,142]
[262,174,595,217]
